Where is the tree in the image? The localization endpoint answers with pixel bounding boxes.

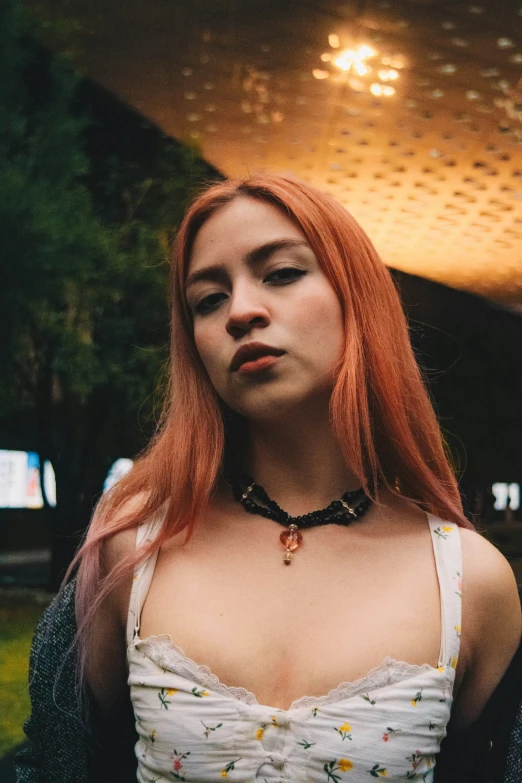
[0,0,220,588]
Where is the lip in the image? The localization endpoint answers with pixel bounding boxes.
[237,354,283,374]
[230,342,286,372]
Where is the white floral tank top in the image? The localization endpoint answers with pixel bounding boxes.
[127,514,462,782]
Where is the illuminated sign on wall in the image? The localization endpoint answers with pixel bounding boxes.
[0,451,133,508]
[0,451,56,509]
[492,482,520,511]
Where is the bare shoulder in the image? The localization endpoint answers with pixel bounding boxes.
[101,518,140,626]
[102,520,139,566]
[459,526,521,622]
[84,494,145,714]
[100,490,160,624]
[453,526,521,728]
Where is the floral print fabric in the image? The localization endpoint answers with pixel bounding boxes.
[126,515,462,782]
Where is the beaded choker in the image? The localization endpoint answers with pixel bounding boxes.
[231,474,372,565]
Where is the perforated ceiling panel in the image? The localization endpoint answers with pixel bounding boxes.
[32,0,522,310]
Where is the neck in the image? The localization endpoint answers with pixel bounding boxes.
[240,406,360,517]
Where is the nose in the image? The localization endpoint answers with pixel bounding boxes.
[225,281,270,338]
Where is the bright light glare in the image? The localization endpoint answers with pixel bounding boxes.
[358,45,377,59]
[378,68,399,81]
[354,62,369,76]
[334,49,356,71]
[370,83,395,96]
[329,34,340,48]
[326,43,397,97]
[333,45,377,73]
[381,56,404,69]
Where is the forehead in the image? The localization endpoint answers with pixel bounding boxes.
[188,196,306,270]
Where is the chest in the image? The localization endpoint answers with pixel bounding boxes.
[137,514,455,711]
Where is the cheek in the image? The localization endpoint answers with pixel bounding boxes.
[296,290,344,359]
[193,324,223,378]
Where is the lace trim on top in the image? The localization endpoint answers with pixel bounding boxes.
[131,634,449,712]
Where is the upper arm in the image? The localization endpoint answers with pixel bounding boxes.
[84,518,139,716]
[452,528,522,729]
[16,582,88,781]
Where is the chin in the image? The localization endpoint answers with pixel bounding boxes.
[229,386,328,424]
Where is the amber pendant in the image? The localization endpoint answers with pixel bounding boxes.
[279,523,302,565]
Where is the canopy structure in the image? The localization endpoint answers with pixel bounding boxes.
[31,0,522,310]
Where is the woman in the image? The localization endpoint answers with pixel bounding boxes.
[20,175,521,782]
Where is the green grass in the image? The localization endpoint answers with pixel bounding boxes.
[0,595,51,757]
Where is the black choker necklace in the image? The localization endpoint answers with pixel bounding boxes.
[231,474,372,565]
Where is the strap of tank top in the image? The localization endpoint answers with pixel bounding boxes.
[427,513,463,669]
[126,511,164,646]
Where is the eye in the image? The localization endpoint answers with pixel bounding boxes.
[265,267,307,284]
[193,291,227,315]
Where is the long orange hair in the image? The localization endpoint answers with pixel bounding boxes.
[70,173,473,683]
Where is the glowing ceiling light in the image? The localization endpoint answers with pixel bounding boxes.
[320,52,332,62]
[333,45,377,73]
[313,69,329,80]
[329,34,340,48]
[370,83,394,96]
[358,45,377,59]
[377,68,399,81]
[354,61,369,76]
[334,49,357,71]
[382,56,404,69]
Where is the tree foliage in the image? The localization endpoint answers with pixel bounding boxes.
[0,0,220,585]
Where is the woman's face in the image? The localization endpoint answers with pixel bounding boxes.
[185,196,345,422]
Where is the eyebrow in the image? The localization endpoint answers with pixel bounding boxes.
[185,238,311,290]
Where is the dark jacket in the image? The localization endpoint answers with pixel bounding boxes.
[505,701,522,783]
[14,578,522,783]
[15,579,138,783]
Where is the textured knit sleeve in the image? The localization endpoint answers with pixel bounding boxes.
[14,578,90,783]
[505,700,522,783]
